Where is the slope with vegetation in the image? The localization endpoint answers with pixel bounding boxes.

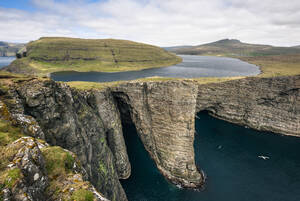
[170,39,300,57]
[7,37,181,75]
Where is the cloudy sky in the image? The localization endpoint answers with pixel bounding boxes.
[1,0,300,46]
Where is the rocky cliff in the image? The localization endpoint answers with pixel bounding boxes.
[1,74,299,200]
[196,75,300,136]
[112,81,204,188]
[0,78,127,201]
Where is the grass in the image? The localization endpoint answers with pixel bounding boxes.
[41,146,98,201]
[11,37,181,75]
[240,54,300,77]
[0,119,24,147]
[0,117,25,199]
[42,146,76,178]
[173,39,300,57]
[66,76,246,90]
[70,189,94,201]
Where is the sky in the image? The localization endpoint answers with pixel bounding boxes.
[0,0,300,47]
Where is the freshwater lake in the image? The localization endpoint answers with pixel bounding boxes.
[51,55,260,82]
[0,57,15,69]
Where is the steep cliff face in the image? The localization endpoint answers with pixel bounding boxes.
[87,90,131,179]
[0,97,109,201]
[2,79,127,201]
[1,74,299,200]
[112,81,204,188]
[196,75,300,136]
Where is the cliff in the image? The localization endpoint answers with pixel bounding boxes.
[112,81,204,188]
[196,75,300,136]
[1,73,299,200]
[0,97,109,200]
[0,77,127,201]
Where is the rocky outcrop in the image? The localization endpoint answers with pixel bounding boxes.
[1,93,111,201]
[0,136,110,201]
[196,75,300,136]
[2,79,127,201]
[1,137,49,201]
[112,81,204,188]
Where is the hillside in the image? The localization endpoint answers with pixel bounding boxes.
[6,37,181,75]
[170,39,300,57]
[0,41,25,57]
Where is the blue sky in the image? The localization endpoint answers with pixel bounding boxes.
[0,0,300,46]
[0,0,36,11]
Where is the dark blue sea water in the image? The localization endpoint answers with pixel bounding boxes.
[51,55,260,82]
[0,57,15,69]
[121,111,300,201]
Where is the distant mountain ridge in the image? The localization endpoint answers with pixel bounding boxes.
[168,39,300,57]
[0,41,25,57]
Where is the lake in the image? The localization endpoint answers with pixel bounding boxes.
[0,57,15,69]
[51,55,260,82]
[121,111,300,201]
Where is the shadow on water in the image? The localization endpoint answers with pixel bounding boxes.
[121,111,300,201]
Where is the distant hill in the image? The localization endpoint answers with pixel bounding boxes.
[293,45,300,48]
[0,41,25,57]
[5,37,181,75]
[169,39,300,57]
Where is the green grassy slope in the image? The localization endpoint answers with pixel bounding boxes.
[171,39,300,57]
[8,37,181,75]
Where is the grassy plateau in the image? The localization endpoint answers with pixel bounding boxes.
[8,37,181,75]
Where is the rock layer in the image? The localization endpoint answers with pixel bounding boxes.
[112,81,204,188]
[196,75,300,136]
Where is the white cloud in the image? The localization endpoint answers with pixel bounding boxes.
[0,0,300,46]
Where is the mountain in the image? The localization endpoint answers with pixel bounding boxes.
[0,41,25,56]
[169,39,300,57]
[6,37,181,75]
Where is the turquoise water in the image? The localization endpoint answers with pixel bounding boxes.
[121,111,300,201]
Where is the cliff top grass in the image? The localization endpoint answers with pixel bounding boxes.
[239,54,300,77]
[66,76,246,90]
[8,37,181,75]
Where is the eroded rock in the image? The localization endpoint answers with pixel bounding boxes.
[112,81,204,188]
